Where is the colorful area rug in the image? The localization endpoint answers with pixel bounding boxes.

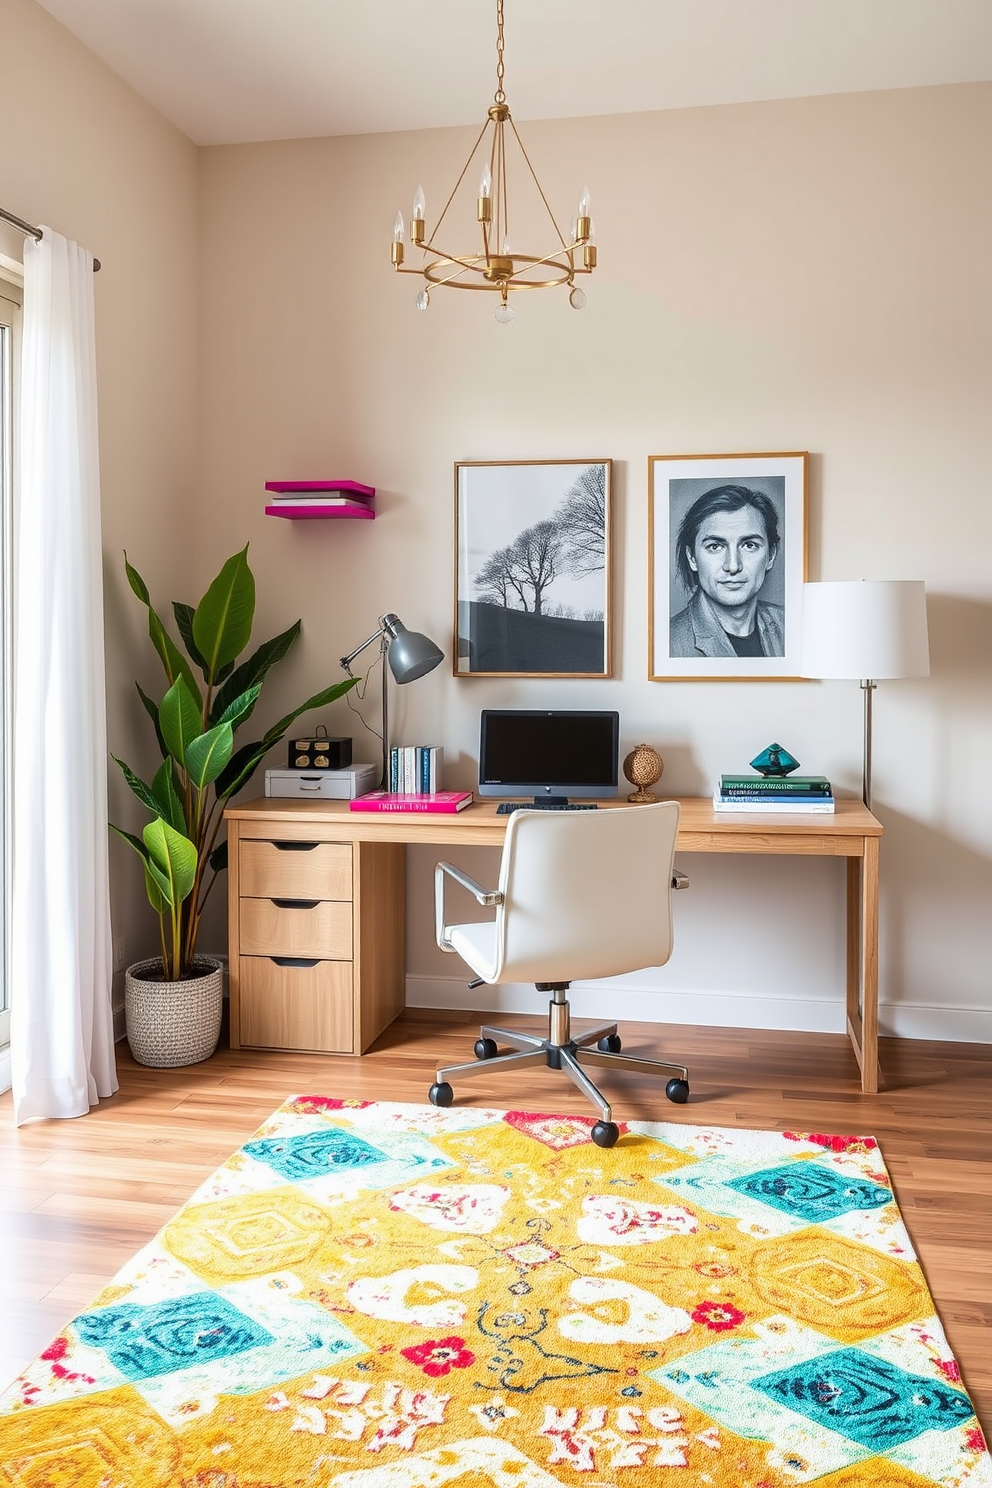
[1,1099,988,1487]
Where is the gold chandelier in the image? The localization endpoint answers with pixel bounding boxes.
[390,0,596,323]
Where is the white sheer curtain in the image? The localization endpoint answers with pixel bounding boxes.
[10,227,117,1122]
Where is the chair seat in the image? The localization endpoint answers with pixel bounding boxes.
[447,921,499,982]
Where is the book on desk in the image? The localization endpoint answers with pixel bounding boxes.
[714,773,835,813]
[350,790,473,814]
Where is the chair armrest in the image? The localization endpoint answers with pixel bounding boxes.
[435,861,504,953]
[672,870,690,890]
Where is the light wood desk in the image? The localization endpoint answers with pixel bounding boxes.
[225,796,884,1094]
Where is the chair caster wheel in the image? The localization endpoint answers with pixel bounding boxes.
[474,1038,498,1060]
[597,1034,622,1052]
[429,1082,454,1107]
[591,1120,620,1148]
[665,1078,690,1105]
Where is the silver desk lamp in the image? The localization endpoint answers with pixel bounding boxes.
[800,580,930,810]
[340,614,444,788]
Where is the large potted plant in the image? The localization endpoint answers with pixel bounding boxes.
[112,545,357,1067]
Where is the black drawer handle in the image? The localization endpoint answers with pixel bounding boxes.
[271,956,320,968]
[271,898,320,910]
[272,840,319,852]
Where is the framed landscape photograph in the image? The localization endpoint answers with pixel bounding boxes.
[648,451,808,681]
[454,460,612,677]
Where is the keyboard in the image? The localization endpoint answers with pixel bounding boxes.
[495,801,598,814]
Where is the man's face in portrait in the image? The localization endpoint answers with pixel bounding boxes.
[686,504,776,609]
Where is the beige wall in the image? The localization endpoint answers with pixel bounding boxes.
[4,2,990,1042]
[198,82,992,1041]
[0,0,200,976]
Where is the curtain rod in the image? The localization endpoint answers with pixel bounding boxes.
[0,205,101,271]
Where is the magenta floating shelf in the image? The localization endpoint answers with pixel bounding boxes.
[264,479,376,521]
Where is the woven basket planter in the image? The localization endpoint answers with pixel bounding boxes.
[124,956,223,1068]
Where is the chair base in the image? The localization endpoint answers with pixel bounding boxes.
[432,986,689,1125]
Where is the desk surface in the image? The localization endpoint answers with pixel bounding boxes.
[227,795,882,856]
[226,794,884,1092]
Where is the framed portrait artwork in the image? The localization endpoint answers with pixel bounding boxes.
[648,451,808,681]
[454,459,613,677]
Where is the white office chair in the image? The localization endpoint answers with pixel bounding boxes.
[430,800,689,1148]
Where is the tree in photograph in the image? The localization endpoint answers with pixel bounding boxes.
[474,519,567,615]
[556,465,606,577]
[507,519,566,615]
[474,546,528,609]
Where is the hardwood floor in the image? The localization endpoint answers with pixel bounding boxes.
[1,1011,989,1430]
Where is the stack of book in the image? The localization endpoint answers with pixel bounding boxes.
[264,480,375,520]
[389,745,443,795]
[714,773,835,813]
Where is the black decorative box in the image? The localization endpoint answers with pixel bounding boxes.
[288,730,352,770]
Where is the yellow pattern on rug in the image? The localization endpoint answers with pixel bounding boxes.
[1,1099,988,1487]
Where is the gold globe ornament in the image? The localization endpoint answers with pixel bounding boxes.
[623,743,665,803]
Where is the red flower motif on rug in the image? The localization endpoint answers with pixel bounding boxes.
[691,1301,746,1332]
[400,1336,475,1377]
[783,1131,879,1155]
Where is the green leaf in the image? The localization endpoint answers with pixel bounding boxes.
[136,683,167,758]
[143,818,197,909]
[192,546,255,683]
[144,854,175,908]
[213,684,262,731]
[213,738,269,801]
[148,608,202,707]
[111,823,168,916]
[110,822,152,861]
[159,675,203,768]
[185,721,234,789]
[124,552,150,604]
[113,757,162,818]
[209,621,301,725]
[208,840,229,874]
[173,602,209,674]
[262,676,359,746]
[143,863,169,916]
[151,759,186,833]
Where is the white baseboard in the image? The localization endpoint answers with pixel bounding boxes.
[0,1046,10,1095]
[878,1005,992,1043]
[405,976,992,1045]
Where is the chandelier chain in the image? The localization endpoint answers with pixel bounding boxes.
[494,0,506,105]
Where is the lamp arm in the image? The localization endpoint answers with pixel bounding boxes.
[339,621,387,675]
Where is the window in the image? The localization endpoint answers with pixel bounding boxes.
[0,267,19,1053]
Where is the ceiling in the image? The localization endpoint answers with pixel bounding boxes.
[36,0,992,147]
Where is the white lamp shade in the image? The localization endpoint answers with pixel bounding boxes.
[800,580,930,680]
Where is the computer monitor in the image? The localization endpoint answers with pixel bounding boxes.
[478,709,620,804]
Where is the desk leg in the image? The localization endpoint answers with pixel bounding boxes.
[846,840,880,1094]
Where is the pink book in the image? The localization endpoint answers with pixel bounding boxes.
[350,791,474,814]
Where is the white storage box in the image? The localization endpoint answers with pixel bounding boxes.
[265,765,377,800]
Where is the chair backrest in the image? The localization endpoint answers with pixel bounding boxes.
[490,800,681,985]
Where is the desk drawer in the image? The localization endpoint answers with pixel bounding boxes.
[240,840,352,900]
[240,897,352,958]
[238,957,353,1052]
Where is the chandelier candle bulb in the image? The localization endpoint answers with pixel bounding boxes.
[391,212,405,266]
[411,186,426,245]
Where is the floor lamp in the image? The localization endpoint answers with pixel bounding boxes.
[800,581,930,810]
[340,613,444,788]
